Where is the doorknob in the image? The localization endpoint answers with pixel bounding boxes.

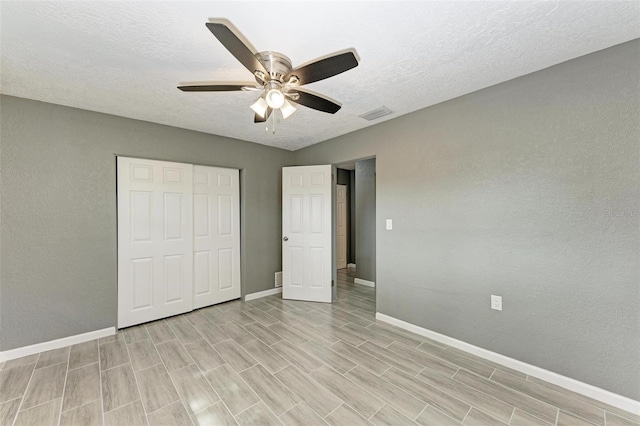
[283,236,288,241]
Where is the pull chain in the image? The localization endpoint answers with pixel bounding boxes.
[265,111,277,134]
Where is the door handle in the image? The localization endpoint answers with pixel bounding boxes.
[283,236,288,241]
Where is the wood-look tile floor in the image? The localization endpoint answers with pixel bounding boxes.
[1,269,638,426]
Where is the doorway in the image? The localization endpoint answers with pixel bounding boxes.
[334,158,376,310]
[280,159,376,308]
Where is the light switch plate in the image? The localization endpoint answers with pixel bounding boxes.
[386,219,393,230]
[491,295,502,311]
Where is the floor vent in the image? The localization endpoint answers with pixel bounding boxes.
[275,271,282,287]
[358,106,393,121]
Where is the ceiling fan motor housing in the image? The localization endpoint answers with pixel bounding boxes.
[255,51,293,83]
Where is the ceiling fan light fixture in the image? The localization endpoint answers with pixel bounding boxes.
[265,88,285,109]
[250,97,268,117]
[180,20,361,129]
[280,99,296,119]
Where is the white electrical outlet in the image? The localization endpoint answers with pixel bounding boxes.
[386,219,393,230]
[491,295,502,311]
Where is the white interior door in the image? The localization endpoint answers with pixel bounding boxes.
[117,157,193,328]
[282,165,333,303]
[193,166,241,308]
[337,184,347,269]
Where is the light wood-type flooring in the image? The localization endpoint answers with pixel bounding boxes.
[1,269,638,425]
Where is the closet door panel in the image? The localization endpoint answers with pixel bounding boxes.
[118,157,193,328]
[193,166,241,308]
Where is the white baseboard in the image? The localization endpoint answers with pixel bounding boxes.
[244,287,282,301]
[347,263,356,269]
[0,327,116,363]
[375,313,640,415]
[354,278,375,288]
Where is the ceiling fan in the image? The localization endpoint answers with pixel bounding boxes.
[178,19,360,126]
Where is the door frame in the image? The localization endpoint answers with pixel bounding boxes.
[332,157,377,302]
[336,184,348,269]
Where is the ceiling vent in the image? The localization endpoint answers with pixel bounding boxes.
[358,106,393,121]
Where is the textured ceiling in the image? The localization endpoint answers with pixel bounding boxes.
[1,1,638,151]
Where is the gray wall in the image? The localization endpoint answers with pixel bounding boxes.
[336,168,350,185]
[294,40,640,399]
[355,159,376,282]
[0,95,293,351]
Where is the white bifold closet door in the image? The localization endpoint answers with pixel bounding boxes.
[193,166,241,309]
[117,157,194,328]
[117,158,240,328]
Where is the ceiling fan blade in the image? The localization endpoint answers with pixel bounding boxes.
[284,48,359,86]
[254,108,273,123]
[288,88,342,114]
[206,19,268,79]
[178,81,259,92]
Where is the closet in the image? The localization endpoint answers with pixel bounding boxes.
[117,157,240,328]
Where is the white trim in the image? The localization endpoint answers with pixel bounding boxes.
[0,327,116,363]
[375,313,640,415]
[244,287,282,301]
[347,263,356,269]
[354,278,375,288]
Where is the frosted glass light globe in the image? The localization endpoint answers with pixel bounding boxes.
[265,89,285,109]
